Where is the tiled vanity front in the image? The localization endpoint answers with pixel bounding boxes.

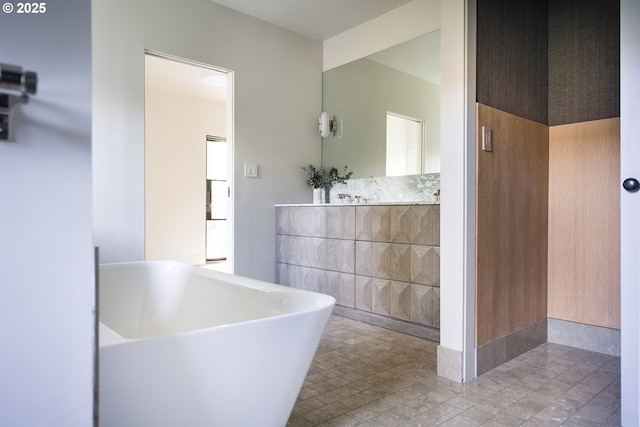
[276,204,440,341]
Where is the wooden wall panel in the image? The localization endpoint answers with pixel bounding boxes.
[476,104,549,346]
[548,118,620,329]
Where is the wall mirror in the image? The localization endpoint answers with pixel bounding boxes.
[321,29,441,179]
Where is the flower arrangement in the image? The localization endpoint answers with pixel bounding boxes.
[302,164,353,189]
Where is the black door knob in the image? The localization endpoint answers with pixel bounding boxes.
[623,178,640,192]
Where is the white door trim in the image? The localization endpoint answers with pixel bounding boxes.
[620,0,640,424]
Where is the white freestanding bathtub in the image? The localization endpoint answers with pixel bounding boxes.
[98,260,335,427]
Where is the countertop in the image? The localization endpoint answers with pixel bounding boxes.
[275,201,439,207]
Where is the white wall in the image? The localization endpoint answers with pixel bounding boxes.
[0,0,95,424]
[438,0,477,382]
[145,88,226,264]
[93,0,322,281]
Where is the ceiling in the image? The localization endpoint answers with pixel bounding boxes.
[146,1,423,102]
[209,0,413,41]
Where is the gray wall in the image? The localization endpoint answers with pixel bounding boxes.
[93,0,323,281]
[0,0,95,424]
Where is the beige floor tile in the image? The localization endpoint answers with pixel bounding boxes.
[288,316,621,426]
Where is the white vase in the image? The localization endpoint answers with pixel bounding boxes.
[312,188,322,204]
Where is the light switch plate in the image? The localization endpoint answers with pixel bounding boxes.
[482,126,493,152]
[244,162,258,178]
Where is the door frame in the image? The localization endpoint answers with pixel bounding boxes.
[144,50,234,270]
[620,0,639,423]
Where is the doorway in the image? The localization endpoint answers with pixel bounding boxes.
[144,51,233,270]
[206,135,229,267]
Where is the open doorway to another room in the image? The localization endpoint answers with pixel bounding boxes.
[144,51,234,272]
[206,135,230,270]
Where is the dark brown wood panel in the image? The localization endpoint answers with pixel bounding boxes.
[476,103,549,346]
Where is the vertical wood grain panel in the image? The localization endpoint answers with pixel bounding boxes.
[476,104,549,346]
[548,118,620,329]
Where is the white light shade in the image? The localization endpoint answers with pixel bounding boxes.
[319,111,331,137]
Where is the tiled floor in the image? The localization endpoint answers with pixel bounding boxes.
[287,316,621,426]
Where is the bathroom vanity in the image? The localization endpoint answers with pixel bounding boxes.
[276,203,440,341]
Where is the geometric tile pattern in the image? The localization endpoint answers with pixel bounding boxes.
[433,286,440,328]
[277,205,355,239]
[277,205,440,333]
[371,206,392,242]
[411,204,440,245]
[390,281,411,321]
[355,205,374,241]
[287,316,621,426]
[390,244,411,283]
[371,243,391,280]
[354,276,372,312]
[390,205,411,243]
[410,284,433,326]
[357,243,440,286]
[276,235,354,273]
[354,241,372,276]
[410,245,440,286]
[355,205,440,245]
[276,263,358,307]
[364,280,440,328]
[371,278,391,317]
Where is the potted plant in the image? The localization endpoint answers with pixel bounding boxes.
[302,164,352,203]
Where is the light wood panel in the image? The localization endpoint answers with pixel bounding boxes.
[476,104,549,346]
[548,118,620,329]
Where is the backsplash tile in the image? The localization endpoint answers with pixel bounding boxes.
[329,173,441,204]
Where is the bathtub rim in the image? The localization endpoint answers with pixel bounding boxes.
[98,260,336,348]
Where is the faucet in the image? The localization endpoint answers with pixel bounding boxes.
[338,193,353,203]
